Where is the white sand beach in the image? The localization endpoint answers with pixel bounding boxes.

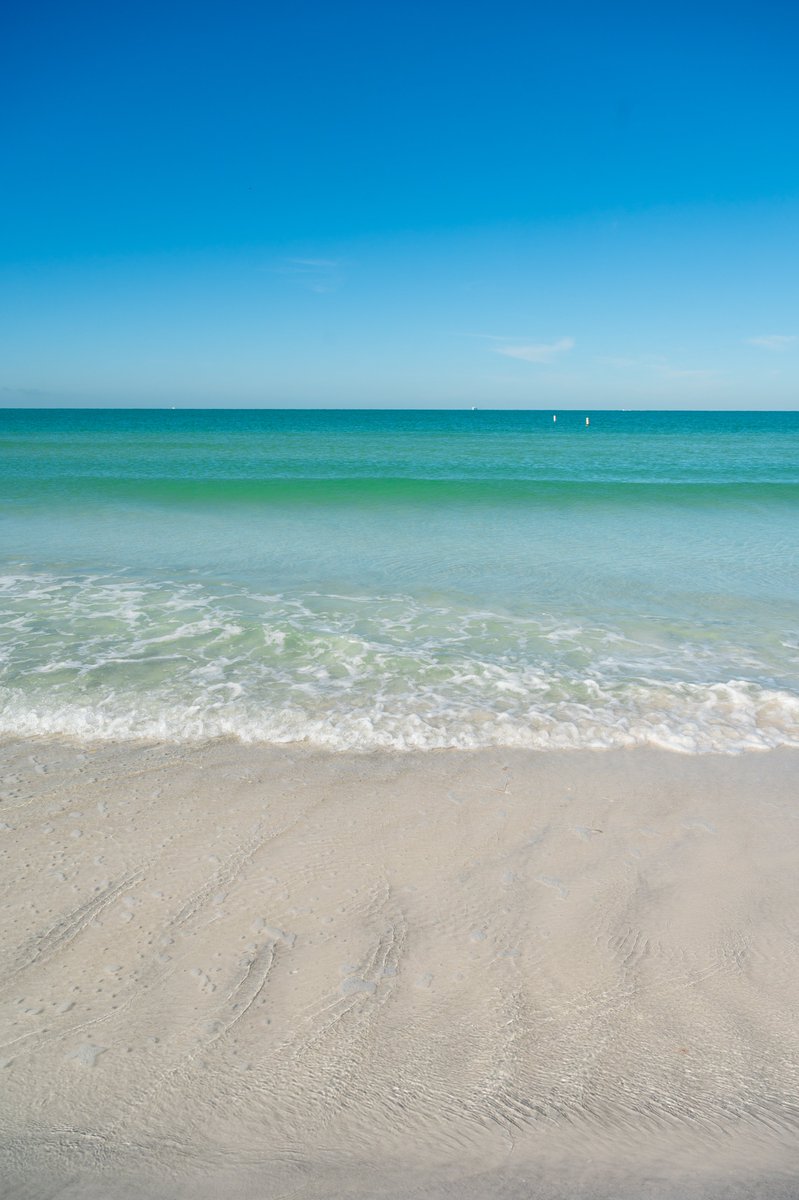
[1,740,798,1199]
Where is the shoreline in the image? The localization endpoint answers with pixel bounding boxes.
[2,738,798,1198]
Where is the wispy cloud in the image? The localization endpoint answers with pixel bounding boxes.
[275,257,343,293]
[595,355,647,370]
[744,334,796,351]
[477,335,575,364]
[285,257,340,269]
[659,367,719,380]
[596,355,720,382]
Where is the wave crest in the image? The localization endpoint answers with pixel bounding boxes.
[1,571,798,753]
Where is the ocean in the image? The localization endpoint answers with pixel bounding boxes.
[1,408,797,752]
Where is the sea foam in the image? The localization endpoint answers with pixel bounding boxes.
[1,570,798,754]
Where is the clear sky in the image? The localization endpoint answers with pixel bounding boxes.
[2,0,797,408]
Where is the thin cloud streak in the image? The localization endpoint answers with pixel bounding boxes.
[285,257,340,269]
[274,256,344,293]
[490,336,575,364]
[745,334,795,351]
[660,367,719,380]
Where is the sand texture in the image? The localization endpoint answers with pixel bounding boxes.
[1,739,798,1198]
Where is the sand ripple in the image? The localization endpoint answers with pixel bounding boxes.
[1,740,798,1198]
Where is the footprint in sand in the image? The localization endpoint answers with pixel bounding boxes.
[190,968,216,993]
[340,977,377,996]
[536,875,569,899]
[682,819,717,834]
[67,1043,107,1068]
[573,826,602,842]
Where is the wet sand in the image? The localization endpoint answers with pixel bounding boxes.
[1,739,798,1198]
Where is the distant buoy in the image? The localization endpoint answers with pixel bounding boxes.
[585,416,590,426]
[552,414,557,423]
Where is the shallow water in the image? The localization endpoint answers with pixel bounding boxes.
[1,408,798,750]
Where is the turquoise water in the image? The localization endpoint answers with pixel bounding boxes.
[1,409,798,751]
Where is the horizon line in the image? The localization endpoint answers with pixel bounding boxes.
[1,406,798,415]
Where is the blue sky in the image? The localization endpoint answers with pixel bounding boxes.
[1,0,797,408]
